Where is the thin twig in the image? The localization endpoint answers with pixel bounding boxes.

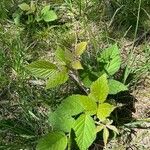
[69,71,89,95]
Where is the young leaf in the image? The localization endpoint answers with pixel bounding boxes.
[71,60,83,70]
[97,103,115,121]
[98,44,121,75]
[19,3,30,11]
[49,111,75,132]
[96,124,104,133]
[55,47,66,65]
[103,127,109,147]
[41,5,50,15]
[46,68,68,89]
[43,10,57,22]
[26,1,36,15]
[56,95,97,116]
[36,131,67,150]
[30,1,36,12]
[108,79,128,94]
[73,114,96,150]
[13,12,21,25]
[27,60,57,78]
[107,125,119,134]
[75,42,87,56]
[90,74,109,103]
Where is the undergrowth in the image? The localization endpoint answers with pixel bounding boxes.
[0,0,149,150]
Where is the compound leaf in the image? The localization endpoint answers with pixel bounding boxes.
[73,114,96,150]
[108,79,128,94]
[36,131,67,150]
[97,103,115,121]
[90,74,109,103]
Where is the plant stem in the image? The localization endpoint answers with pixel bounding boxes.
[69,71,89,95]
[68,132,71,150]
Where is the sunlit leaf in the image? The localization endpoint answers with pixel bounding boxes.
[90,74,109,103]
[96,124,104,133]
[41,5,50,14]
[36,131,67,150]
[73,114,96,150]
[107,125,119,134]
[75,42,87,56]
[19,3,30,11]
[27,60,57,79]
[55,47,66,65]
[71,60,83,70]
[30,1,36,12]
[55,47,73,65]
[103,127,109,147]
[43,10,57,22]
[97,103,115,121]
[56,95,97,116]
[46,68,68,89]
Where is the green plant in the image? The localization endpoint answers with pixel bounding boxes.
[37,74,118,150]
[27,42,87,89]
[13,2,58,25]
[27,43,128,149]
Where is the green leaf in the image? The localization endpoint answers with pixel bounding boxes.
[73,114,96,150]
[55,47,67,65]
[30,1,36,12]
[36,131,67,150]
[26,1,36,15]
[49,111,75,132]
[71,60,83,70]
[90,74,109,103]
[98,44,121,75]
[82,75,93,88]
[59,48,73,63]
[75,42,87,56]
[27,60,57,79]
[96,124,104,133]
[103,127,109,147]
[43,10,57,22]
[46,68,68,89]
[55,47,74,65]
[97,103,115,121]
[41,5,50,15]
[56,95,97,116]
[108,79,128,94]
[13,13,21,25]
[19,3,30,11]
[107,125,119,134]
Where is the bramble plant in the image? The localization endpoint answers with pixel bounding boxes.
[13,2,57,25]
[27,43,128,150]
